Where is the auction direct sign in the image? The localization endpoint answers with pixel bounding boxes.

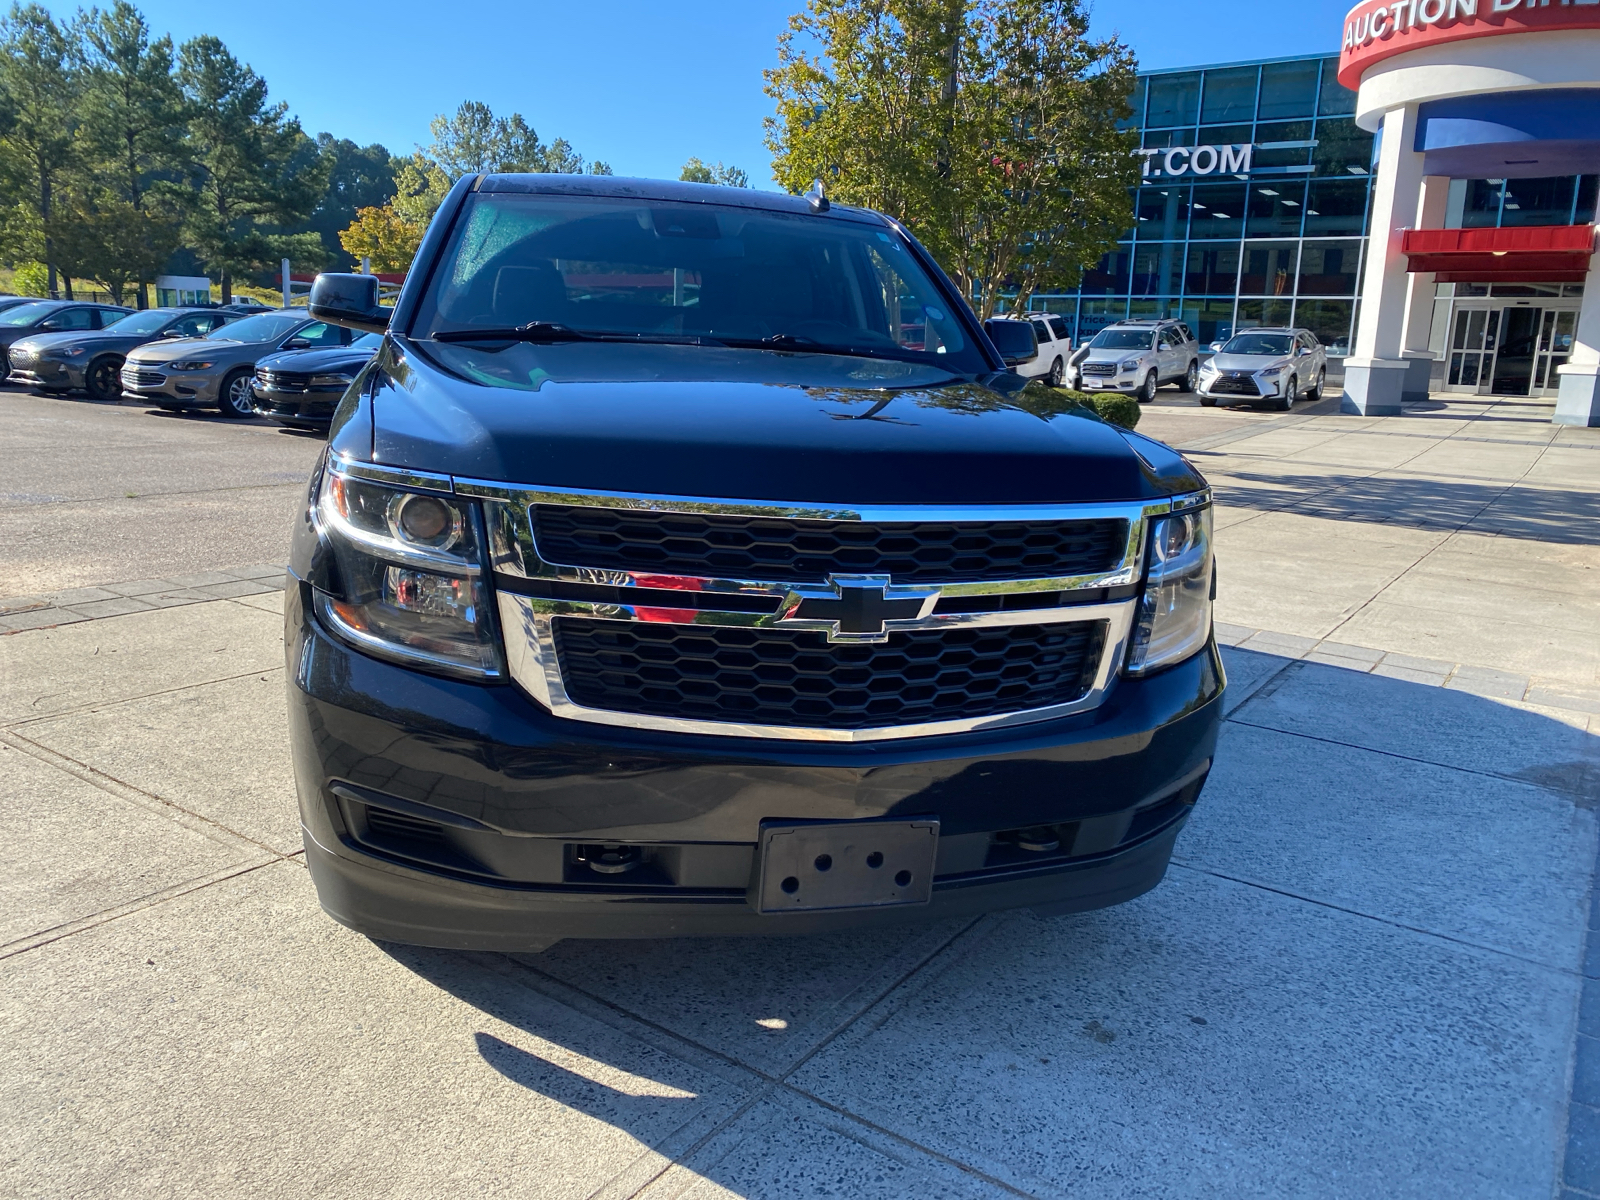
[1339,0,1600,89]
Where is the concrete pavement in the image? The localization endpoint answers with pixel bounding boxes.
[1,386,1598,1197]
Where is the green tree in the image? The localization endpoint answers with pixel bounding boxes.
[47,186,176,303]
[303,133,396,264]
[175,35,327,301]
[766,0,1139,317]
[74,1,186,305]
[0,4,79,297]
[427,100,612,176]
[680,157,750,187]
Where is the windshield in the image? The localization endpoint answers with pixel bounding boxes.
[413,193,985,372]
[212,312,304,343]
[1089,329,1153,350]
[103,310,176,334]
[0,302,60,327]
[352,331,383,350]
[1221,334,1294,356]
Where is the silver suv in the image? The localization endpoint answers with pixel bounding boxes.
[1197,327,1327,411]
[1069,319,1199,402]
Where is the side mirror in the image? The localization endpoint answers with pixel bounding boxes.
[309,273,389,334]
[983,318,1038,369]
[282,337,312,350]
[1209,341,1224,353]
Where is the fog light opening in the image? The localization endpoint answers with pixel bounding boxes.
[1015,827,1062,853]
[576,844,645,875]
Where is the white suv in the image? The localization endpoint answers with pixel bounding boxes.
[1069,319,1199,402]
[1013,312,1073,386]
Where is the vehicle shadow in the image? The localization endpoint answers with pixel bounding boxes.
[373,648,1600,1192]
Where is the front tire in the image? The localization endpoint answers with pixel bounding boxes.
[1277,375,1297,412]
[1183,360,1198,392]
[1198,393,1218,407]
[1139,370,1158,403]
[85,355,122,402]
[216,368,255,418]
[1047,356,1064,387]
[1306,367,1325,402]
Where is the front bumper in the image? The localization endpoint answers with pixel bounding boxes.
[1078,373,1138,392]
[119,364,221,406]
[251,385,339,426]
[8,360,84,390]
[1198,374,1282,399]
[286,579,1225,947]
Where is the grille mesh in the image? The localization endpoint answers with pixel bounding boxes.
[553,617,1107,730]
[531,506,1127,584]
[1207,374,1260,396]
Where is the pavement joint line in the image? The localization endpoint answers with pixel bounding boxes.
[493,916,1021,1198]
[1559,815,1600,1193]
[1168,859,1582,979]
[0,857,283,962]
[0,478,311,512]
[1,665,287,732]
[0,728,291,860]
[1221,709,1597,803]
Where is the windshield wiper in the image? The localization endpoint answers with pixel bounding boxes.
[432,322,591,344]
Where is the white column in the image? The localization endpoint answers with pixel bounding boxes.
[1399,174,1450,402]
[1553,239,1600,427]
[1342,104,1426,415]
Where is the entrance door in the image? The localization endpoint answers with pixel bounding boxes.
[1447,307,1498,391]
[1489,306,1542,395]
[1532,309,1577,394]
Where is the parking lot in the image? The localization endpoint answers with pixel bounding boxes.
[3,382,1599,1197]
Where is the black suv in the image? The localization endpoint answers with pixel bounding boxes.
[290,175,1223,950]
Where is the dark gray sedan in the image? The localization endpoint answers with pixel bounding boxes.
[8,307,237,401]
[120,310,355,417]
[0,300,131,378]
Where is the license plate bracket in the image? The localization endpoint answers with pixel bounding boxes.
[753,818,939,915]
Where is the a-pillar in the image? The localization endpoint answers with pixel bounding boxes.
[1343,104,1426,415]
[1554,236,1600,426]
[1399,175,1450,402]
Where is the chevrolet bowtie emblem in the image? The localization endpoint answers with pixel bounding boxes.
[776,575,940,643]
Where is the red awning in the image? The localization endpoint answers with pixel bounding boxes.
[290,272,406,285]
[1401,224,1596,284]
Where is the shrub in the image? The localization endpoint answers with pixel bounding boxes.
[12,261,49,297]
[1061,388,1140,430]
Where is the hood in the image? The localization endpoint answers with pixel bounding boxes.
[1083,346,1152,363]
[127,336,254,365]
[1208,352,1289,372]
[12,329,160,356]
[343,340,1202,505]
[257,345,376,373]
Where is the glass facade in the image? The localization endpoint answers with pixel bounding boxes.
[1020,51,1600,360]
[1026,54,1373,354]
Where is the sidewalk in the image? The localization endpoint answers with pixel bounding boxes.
[1,393,1597,1198]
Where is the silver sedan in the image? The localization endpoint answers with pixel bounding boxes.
[1196,327,1327,411]
[120,311,352,417]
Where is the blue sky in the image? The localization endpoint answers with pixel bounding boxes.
[45,0,1355,187]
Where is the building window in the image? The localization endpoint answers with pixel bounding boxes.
[1295,298,1356,355]
[1079,298,1130,339]
[1499,176,1579,226]
[1237,298,1294,328]
[1578,176,1598,224]
[1180,300,1239,347]
[1247,182,1307,238]
[1146,72,1201,128]
[1183,241,1241,296]
[1119,77,1147,131]
[1131,244,1183,297]
[1305,178,1371,236]
[1200,67,1259,124]
[1316,57,1355,117]
[1239,241,1300,295]
[1078,246,1133,295]
[1257,59,1320,121]
[1297,240,1363,295]
[1187,182,1248,239]
[1312,117,1372,177]
[1135,186,1191,238]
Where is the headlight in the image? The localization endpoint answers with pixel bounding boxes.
[169,359,214,371]
[308,373,355,387]
[1125,504,1213,675]
[1119,358,1139,372]
[1199,361,1217,374]
[50,346,88,359]
[1257,366,1283,377]
[312,462,502,678]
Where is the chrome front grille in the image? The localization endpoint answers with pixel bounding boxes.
[1208,373,1259,396]
[1080,362,1117,376]
[322,465,1209,742]
[529,504,1128,585]
[122,366,166,388]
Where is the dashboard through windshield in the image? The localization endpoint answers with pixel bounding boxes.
[412,193,986,372]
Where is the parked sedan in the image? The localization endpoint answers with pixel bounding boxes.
[0,300,131,377]
[7,307,237,400]
[251,331,382,431]
[1197,327,1327,411]
[120,311,355,417]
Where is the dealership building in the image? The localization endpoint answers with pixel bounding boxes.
[1029,7,1600,424]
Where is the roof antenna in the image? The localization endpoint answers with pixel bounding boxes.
[806,178,830,213]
